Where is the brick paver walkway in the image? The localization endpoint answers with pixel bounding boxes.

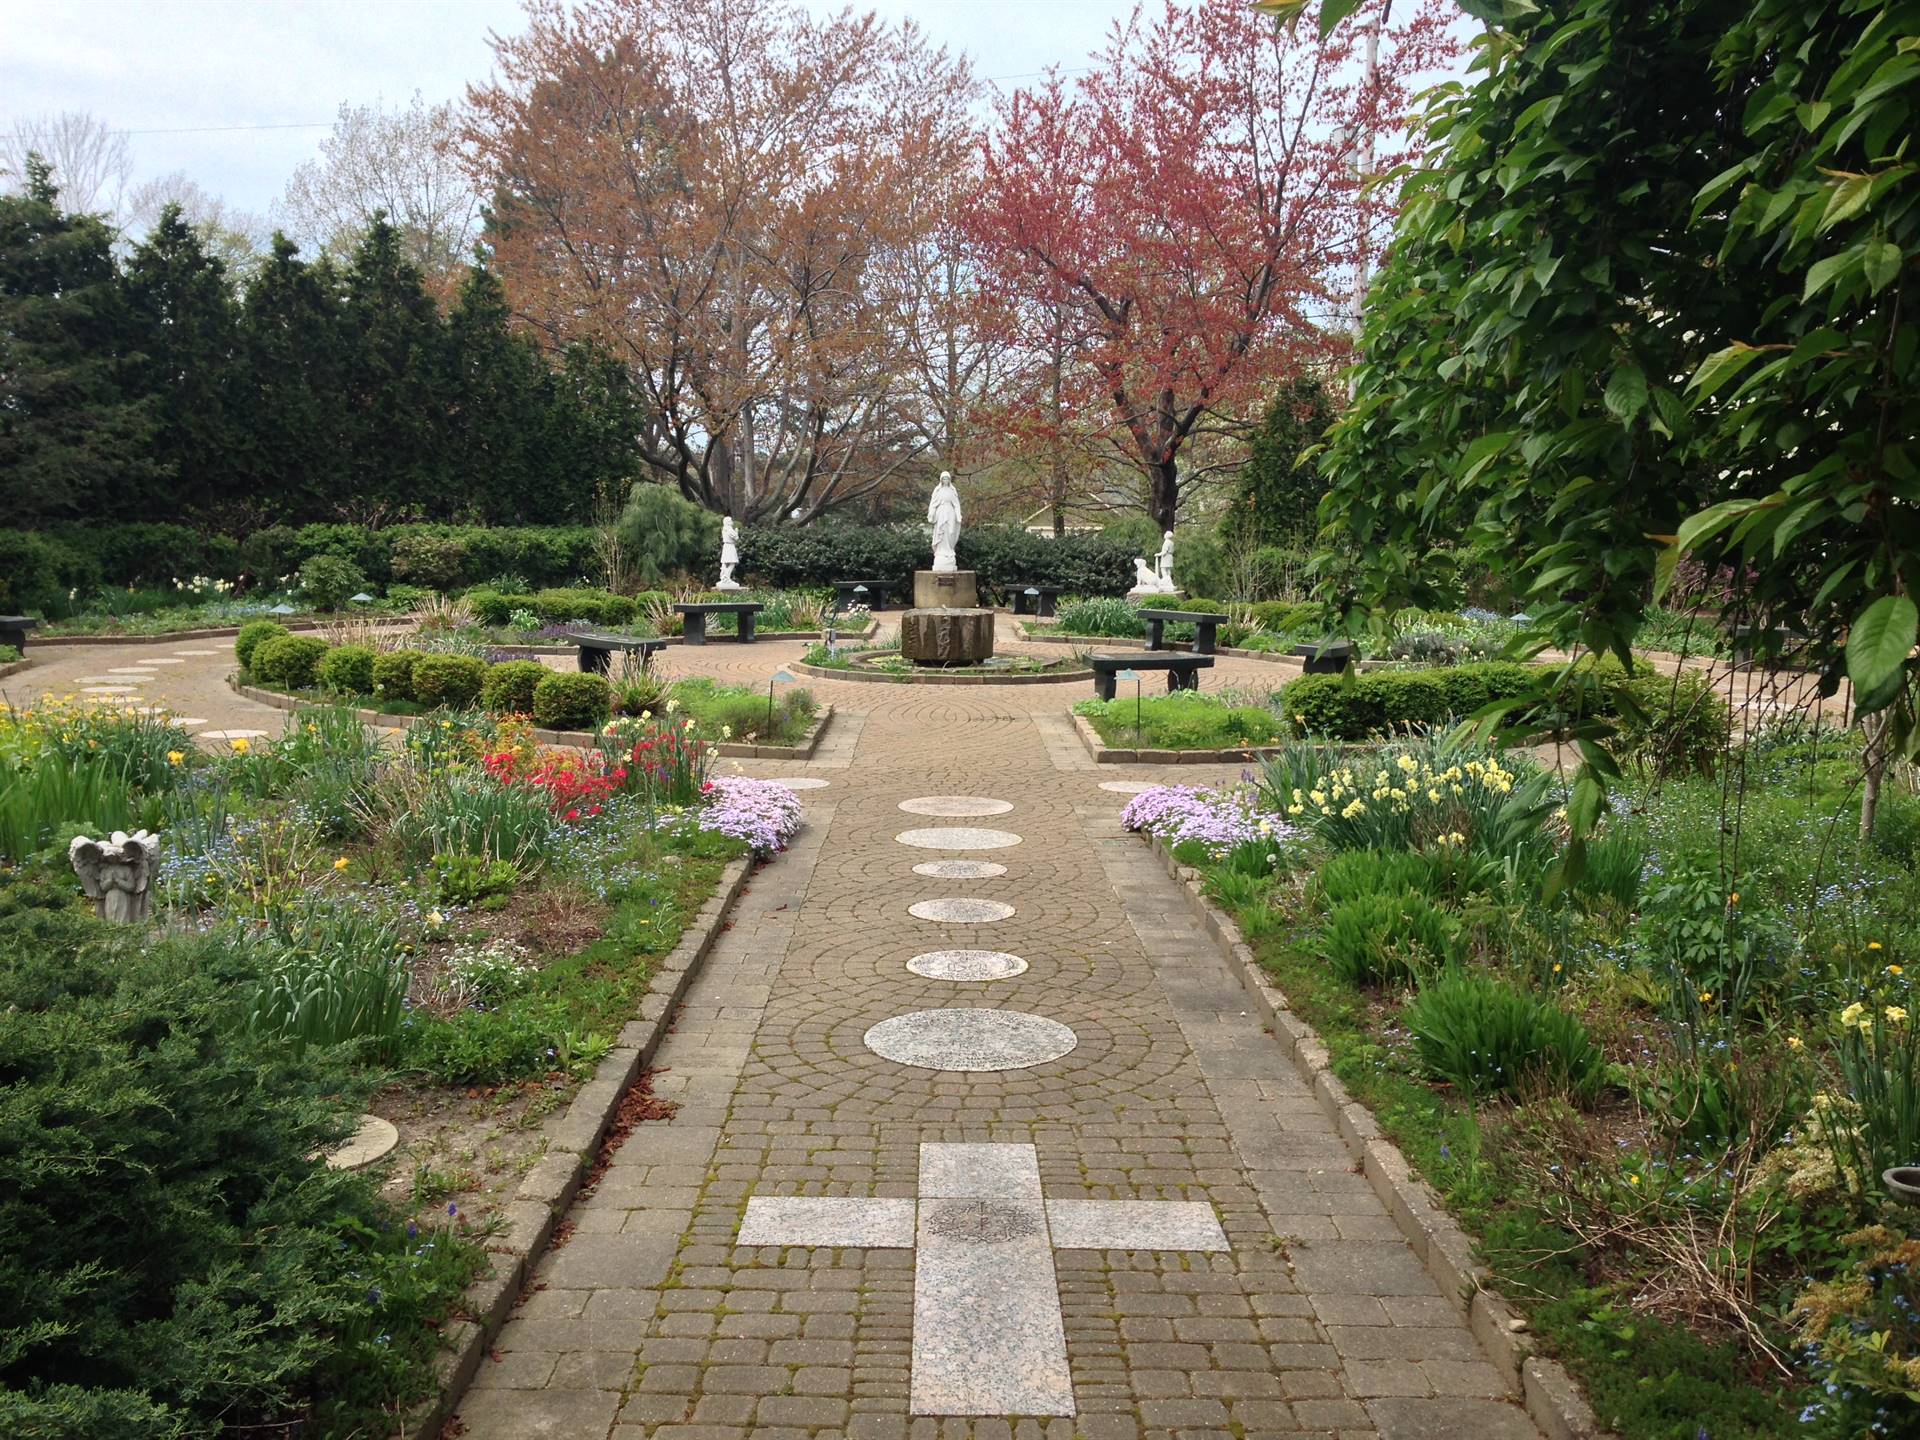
[450,619,1542,1440]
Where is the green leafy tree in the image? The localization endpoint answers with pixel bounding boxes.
[1227,375,1337,547]
[122,203,243,519]
[0,155,156,523]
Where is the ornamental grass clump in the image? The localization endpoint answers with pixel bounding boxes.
[1403,969,1604,1100]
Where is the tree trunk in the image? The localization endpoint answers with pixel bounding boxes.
[1148,456,1178,533]
[1862,708,1891,845]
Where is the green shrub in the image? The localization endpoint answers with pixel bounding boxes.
[316,644,375,696]
[1249,599,1321,632]
[410,654,487,709]
[0,643,18,665]
[463,586,512,626]
[389,531,470,590]
[406,1001,566,1086]
[1439,661,1539,716]
[482,660,550,715]
[298,552,365,611]
[1075,692,1283,749]
[372,649,424,704]
[0,893,481,1432]
[0,530,98,615]
[235,619,291,672]
[1319,890,1460,986]
[613,484,721,584]
[532,671,612,731]
[251,634,329,690]
[1284,662,1563,739]
[1403,970,1605,1100]
[1575,830,1646,909]
[1611,667,1731,776]
[1316,848,1446,906]
[530,588,635,626]
[1174,596,1230,615]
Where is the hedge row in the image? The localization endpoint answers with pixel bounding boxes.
[0,524,601,612]
[236,622,614,731]
[737,524,1138,598]
[1280,659,1732,772]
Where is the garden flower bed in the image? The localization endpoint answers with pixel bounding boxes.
[0,694,804,1433]
[1071,690,1288,760]
[1122,728,1920,1438]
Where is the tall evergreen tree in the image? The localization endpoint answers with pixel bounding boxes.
[0,155,155,522]
[339,216,448,518]
[443,261,547,522]
[237,234,351,523]
[544,341,643,523]
[123,203,242,518]
[1227,376,1339,548]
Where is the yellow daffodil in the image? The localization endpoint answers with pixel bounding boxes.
[1869,941,1884,952]
[1841,1002,1867,1027]
[230,737,250,753]
[1787,1035,1804,1050]
[167,750,185,765]
[1698,989,1713,1003]
[333,857,350,872]
[1888,1006,1909,1025]
[1890,965,1904,976]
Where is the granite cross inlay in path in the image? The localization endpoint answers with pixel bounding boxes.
[736,1140,1229,1417]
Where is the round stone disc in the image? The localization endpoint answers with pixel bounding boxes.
[169,717,209,727]
[106,668,157,676]
[909,898,1015,924]
[907,949,1029,981]
[864,1009,1078,1071]
[912,859,1009,880]
[141,657,186,665]
[898,795,1014,817]
[895,826,1022,851]
[201,728,269,741]
[1099,780,1159,794]
[82,685,138,693]
[173,649,221,655]
[321,1113,399,1170]
[767,777,830,790]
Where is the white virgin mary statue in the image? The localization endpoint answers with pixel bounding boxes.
[927,471,962,573]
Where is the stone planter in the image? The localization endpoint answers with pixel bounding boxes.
[900,608,994,665]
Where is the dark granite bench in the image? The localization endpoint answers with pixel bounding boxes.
[0,616,38,654]
[1011,586,1065,618]
[568,630,667,675]
[675,601,765,645]
[1291,640,1355,675]
[1136,608,1227,655]
[1090,652,1214,702]
[832,580,892,613]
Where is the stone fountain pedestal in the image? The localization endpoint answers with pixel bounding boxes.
[900,570,993,666]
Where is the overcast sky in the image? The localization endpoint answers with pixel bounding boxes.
[0,0,1140,222]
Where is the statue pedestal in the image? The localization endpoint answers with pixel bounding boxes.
[900,608,995,665]
[913,570,979,609]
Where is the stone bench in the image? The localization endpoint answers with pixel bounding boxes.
[1011,585,1065,618]
[1136,608,1226,655]
[1090,652,1214,702]
[0,616,38,653]
[832,580,893,612]
[567,631,667,675]
[1291,640,1355,675]
[675,601,765,645]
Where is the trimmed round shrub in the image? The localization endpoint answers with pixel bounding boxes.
[481,660,549,716]
[372,649,425,704]
[463,587,512,627]
[298,553,365,611]
[530,588,635,627]
[1249,599,1321,633]
[410,655,487,709]
[1404,971,1604,1100]
[1611,667,1730,776]
[316,644,375,697]
[389,531,469,590]
[251,634,329,690]
[532,671,612,731]
[235,619,290,673]
[1319,890,1461,986]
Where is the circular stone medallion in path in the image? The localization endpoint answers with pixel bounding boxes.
[1099,780,1160,794]
[864,1009,1078,1071]
[898,795,1014,818]
[201,728,269,742]
[907,949,1030,981]
[895,826,1022,851]
[909,898,1015,924]
[767,777,830,790]
[912,859,1009,880]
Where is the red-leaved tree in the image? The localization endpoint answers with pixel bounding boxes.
[971,0,1454,531]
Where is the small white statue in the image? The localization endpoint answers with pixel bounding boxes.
[715,515,743,590]
[1129,553,1178,598]
[1157,529,1175,585]
[70,830,159,924]
[927,471,963,574]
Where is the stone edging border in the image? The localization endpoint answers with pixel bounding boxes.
[403,852,755,1439]
[1020,629,1307,667]
[0,658,32,682]
[794,655,1093,687]
[1070,709,1289,766]
[486,619,880,657]
[1143,832,1613,1440]
[230,679,835,761]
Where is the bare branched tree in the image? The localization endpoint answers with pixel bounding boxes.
[0,110,132,216]
[278,92,481,281]
[125,172,269,278]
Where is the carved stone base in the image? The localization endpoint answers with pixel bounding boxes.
[899,608,995,665]
[913,570,979,609]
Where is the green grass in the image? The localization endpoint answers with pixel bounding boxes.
[1073,691,1284,749]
